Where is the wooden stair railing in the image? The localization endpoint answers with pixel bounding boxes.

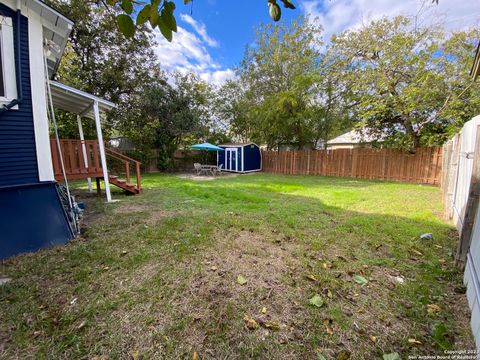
[50,139,104,180]
[105,147,142,194]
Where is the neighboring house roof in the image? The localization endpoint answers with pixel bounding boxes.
[471,41,480,81]
[22,0,73,78]
[327,129,381,145]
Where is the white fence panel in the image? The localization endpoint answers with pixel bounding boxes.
[452,116,480,230]
[445,115,480,350]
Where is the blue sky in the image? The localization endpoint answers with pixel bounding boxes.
[154,0,480,84]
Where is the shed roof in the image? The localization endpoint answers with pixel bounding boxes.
[49,80,115,119]
[219,143,257,147]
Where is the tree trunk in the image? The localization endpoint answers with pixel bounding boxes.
[404,120,420,153]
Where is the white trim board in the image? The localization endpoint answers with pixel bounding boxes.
[0,15,18,106]
[30,11,54,181]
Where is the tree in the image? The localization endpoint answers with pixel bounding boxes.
[104,0,296,40]
[215,79,253,143]
[436,29,480,139]
[227,17,345,150]
[45,0,161,139]
[328,16,479,150]
[117,74,213,170]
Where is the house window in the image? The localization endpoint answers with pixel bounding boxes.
[0,16,18,105]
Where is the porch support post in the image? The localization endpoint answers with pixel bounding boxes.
[77,115,93,192]
[93,101,112,202]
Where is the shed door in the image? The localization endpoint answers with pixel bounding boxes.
[226,148,237,171]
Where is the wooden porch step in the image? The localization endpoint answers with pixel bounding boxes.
[108,175,141,195]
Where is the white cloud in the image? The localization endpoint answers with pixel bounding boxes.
[200,69,236,85]
[180,14,219,47]
[301,0,480,44]
[154,16,234,85]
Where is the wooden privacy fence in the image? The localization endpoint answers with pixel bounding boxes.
[262,147,443,185]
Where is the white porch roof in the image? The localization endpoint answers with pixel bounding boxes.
[49,80,115,119]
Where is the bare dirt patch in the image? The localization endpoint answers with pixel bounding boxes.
[152,231,310,357]
[112,202,172,226]
[112,203,153,214]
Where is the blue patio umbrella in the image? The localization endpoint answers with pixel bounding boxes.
[191,142,224,151]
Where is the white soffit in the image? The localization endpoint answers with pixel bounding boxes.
[49,80,115,119]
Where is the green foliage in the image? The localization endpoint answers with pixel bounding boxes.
[117,73,214,170]
[107,0,296,39]
[327,16,480,150]
[46,0,160,139]
[308,294,324,307]
[216,17,354,149]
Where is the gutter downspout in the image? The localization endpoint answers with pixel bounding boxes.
[0,8,23,114]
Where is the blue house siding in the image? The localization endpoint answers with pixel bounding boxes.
[0,182,74,260]
[0,5,74,259]
[0,4,38,187]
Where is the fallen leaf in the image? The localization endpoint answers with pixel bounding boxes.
[306,274,318,282]
[237,275,248,285]
[411,249,424,256]
[369,335,377,342]
[130,350,141,360]
[77,320,87,330]
[383,353,401,360]
[309,294,324,308]
[192,351,199,360]
[427,304,441,314]
[323,319,334,335]
[408,338,422,345]
[327,289,333,298]
[353,275,368,285]
[337,350,351,360]
[261,306,267,314]
[263,321,281,331]
[243,315,259,330]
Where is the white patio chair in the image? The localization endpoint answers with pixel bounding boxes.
[193,163,202,175]
[216,164,224,175]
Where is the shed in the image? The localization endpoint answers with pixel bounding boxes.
[217,143,262,173]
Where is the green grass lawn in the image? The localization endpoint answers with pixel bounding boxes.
[0,173,473,359]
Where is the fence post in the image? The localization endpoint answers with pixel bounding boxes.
[307,150,311,175]
[456,125,480,267]
[382,149,387,179]
[351,149,357,178]
[449,135,462,219]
